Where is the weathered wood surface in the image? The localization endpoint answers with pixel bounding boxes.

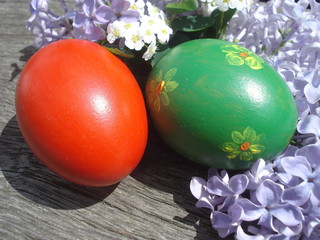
[0,1,223,239]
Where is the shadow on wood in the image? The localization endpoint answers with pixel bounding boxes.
[0,116,118,210]
[9,45,37,82]
[130,121,223,240]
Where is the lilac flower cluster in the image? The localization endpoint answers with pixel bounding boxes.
[27,0,174,60]
[191,155,320,239]
[26,0,255,60]
[191,0,320,239]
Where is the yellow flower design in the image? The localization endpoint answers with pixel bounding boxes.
[221,127,265,161]
[148,68,179,112]
[221,45,263,70]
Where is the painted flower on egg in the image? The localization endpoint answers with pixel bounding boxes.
[148,68,179,112]
[221,45,263,70]
[221,127,265,161]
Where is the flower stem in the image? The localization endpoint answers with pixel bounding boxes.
[216,11,225,38]
[59,0,68,14]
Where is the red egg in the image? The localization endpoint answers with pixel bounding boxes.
[15,39,148,187]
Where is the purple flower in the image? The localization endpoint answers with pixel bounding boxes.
[210,211,238,238]
[73,0,111,41]
[190,176,220,210]
[27,0,72,47]
[300,43,320,69]
[245,158,274,190]
[28,0,49,22]
[102,0,140,23]
[303,215,320,239]
[297,115,320,141]
[207,170,249,211]
[295,141,320,169]
[280,156,320,206]
[235,179,304,236]
[304,70,320,104]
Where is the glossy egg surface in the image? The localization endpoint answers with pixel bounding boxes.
[16,39,148,186]
[145,39,297,169]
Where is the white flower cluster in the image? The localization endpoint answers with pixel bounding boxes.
[107,1,172,60]
[27,0,173,61]
[199,0,254,16]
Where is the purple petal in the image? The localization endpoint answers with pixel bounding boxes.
[236,225,265,240]
[231,198,266,221]
[119,10,140,22]
[276,172,300,187]
[295,141,320,168]
[280,156,311,181]
[295,98,310,119]
[258,213,277,232]
[303,216,320,237]
[211,211,232,228]
[208,168,219,179]
[112,0,130,13]
[304,83,320,104]
[196,195,225,210]
[256,179,283,207]
[229,174,249,195]
[272,218,303,237]
[270,203,304,226]
[207,176,233,196]
[73,12,88,28]
[220,170,230,183]
[297,115,320,136]
[211,211,237,238]
[83,22,105,41]
[94,6,115,24]
[312,183,320,200]
[83,0,95,17]
[195,197,214,210]
[190,177,207,199]
[250,158,267,176]
[283,183,311,206]
[217,195,236,212]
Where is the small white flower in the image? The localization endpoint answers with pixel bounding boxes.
[139,15,160,43]
[140,15,159,28]
[139,23,156,44]
[200,2,217,17]
[122,21,140,34]
[214,0,251,12]
[156,23,173,44]
[146,2,161,17]
[128,0,145,15]
[142,43,157,61]
[107,20,125,43]
[124,24,144,51]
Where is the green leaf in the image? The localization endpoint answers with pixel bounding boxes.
[105,47,135,58]
[211,8,236,38]
[232,131,244,145]
[165,81,179,92]
[165,0,198,14]
[164,68,177,82]
[171,15,215,32]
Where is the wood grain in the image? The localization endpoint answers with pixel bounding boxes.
[0,1,224,239]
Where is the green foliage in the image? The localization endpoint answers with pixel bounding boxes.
[165,0,198,14]
[152,7,237,65]
[171,15,216,32]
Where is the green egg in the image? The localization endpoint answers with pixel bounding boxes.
[145,39,298,170]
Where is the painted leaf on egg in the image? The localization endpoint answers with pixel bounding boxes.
[148,68,179,113]
[221,45,263,70]
[221,127,265,161]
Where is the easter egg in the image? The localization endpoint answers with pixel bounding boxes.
[145,39,297,170]
[15,39,148,186]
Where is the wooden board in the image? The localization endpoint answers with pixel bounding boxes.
[0,1,223,239]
